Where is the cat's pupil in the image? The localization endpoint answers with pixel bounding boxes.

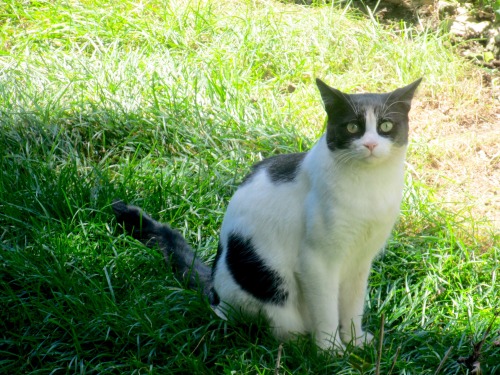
[346,123,359,134]
[379,121,393,133]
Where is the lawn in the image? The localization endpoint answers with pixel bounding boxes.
[0,0,498,373]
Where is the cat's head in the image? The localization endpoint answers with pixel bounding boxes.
[316,78,422,164]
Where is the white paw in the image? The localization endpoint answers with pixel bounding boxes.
[356,331,374,346]
[341,329,374,347]
[316,333,346,353]
[212,305,228,320]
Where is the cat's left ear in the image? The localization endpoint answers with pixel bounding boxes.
[315,78,350,116]
[388,78,423,108]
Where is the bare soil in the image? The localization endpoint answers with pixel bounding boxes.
[294,0,499,232]
[370,0,500,232]
[411,75,499,232]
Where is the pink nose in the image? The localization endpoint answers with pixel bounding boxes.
[363,142,377,152]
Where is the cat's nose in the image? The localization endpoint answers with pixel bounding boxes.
[363,142,377,152]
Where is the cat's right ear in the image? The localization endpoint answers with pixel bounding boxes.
[388,78,423,108]
[315,78,349,116]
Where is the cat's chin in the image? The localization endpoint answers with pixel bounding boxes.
[358,154,388,165]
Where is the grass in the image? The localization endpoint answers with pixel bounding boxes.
[1,0,499,373]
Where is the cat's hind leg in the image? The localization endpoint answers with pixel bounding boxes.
[263,303,306,343]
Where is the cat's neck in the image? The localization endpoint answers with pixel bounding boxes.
[301,136,406,219]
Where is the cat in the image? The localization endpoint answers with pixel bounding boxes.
[112,77,422,350]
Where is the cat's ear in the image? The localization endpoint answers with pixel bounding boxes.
[388,78,423,108]
[315,78,350,116]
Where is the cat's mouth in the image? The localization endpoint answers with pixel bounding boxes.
[361,151,386,163]
[364,154,378,162]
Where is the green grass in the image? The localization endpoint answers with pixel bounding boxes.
[1,0,498,373]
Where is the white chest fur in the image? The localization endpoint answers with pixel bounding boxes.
[302,136,405,249]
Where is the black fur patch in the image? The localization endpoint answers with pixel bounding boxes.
[209,287,220,306]
[225,232,288,305]
[242,153,306,185]
[212,242,223,277]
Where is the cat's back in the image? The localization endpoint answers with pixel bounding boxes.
[241,153,307,185]
[221,152,309,239]
[212,152,311,308]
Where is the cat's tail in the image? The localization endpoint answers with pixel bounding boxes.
[112,200,218,305]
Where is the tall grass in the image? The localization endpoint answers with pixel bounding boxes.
[1,0,498,373]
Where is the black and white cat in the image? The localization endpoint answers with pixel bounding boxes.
[113,77,422,350]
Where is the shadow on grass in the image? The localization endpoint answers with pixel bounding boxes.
[1,104,499,374]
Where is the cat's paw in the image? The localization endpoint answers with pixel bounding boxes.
[212,305,228,320]
[340,330,374,347]
[316,334,346,354]
[356,331,374,346]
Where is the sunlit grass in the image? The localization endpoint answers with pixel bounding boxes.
[1,0,498,373]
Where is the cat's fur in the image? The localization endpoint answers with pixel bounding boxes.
[113,77,422,350]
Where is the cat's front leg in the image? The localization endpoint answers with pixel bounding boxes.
[299,253,345,351]
[338,259,374,346]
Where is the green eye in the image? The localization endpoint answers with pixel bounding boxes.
[346,123,359,134]
[380,121,393,132]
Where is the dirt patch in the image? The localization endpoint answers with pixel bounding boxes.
[353,0,500,70]
[410,81,499,232]
[290,0,500,231]
[357,0,500,232]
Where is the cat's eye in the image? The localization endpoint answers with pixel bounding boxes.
[346,123,359,134]
[379,121,393,132]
